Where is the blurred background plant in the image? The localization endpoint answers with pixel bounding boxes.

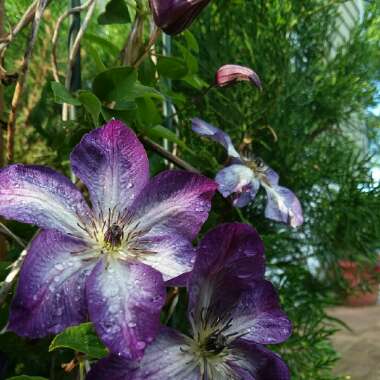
[0,0,379,379]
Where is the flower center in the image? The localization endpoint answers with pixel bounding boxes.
[201,331,228,356]
[104,223,124,249]
[189,308,235,360]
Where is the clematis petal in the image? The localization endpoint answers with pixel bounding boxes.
[86,259,165,360]
[86,354,132,380]
[0,165,91,236]
[263,184,303,227]
[231,184,258,208]
[8,230,95,338]
[228,340,290,380]
[87,327,199,380]
[70,120,149,218]
[228,280,292,345]
[149,0,211,36]
[188,223,265,314]
[132,232,195,282]
[215,164,255,198]
[263,167,279,186]
[130,170,216,241]
[215,64,262,89]
[192,118,241,159]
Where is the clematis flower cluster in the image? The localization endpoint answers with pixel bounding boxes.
[0,119,293,379]
[87,223,291,380]
[192,118,304,228]
[0,120,216,359]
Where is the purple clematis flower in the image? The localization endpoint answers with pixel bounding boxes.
[0,120,216,360]
[87,223,291,379]
[149,0,211,35]
[215,64,262,89]
[192,118,304,228]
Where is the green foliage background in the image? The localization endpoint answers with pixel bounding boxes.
[0,1,379,379]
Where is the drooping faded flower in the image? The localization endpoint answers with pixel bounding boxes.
[215,64,262,89]
[192,118,303,227]
[149,0,211,35]
[87,223,291,379]
[0,120,216,360]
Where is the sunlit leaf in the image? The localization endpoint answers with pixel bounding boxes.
[50,82,81,106]
[49,323,107,359]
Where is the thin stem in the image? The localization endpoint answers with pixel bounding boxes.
[6,0,48,163]
[141,136,200,174]
[132,27,161,68]
[0,222,25,248]
[62,0,96,121]
[0,0,38,54]
[51,0,95,83]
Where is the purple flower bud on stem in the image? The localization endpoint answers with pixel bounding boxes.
[149,0,211,35]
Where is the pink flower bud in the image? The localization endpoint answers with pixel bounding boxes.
[215,64,262,89]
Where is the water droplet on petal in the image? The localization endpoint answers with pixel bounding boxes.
[127,182,134,189]
[128,322,136,328]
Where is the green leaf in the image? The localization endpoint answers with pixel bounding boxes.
[77,90,102,126]
[49,322,108,359]
[7,377,48,380]
[92,66,137,102]
[145,125,194,154]
[183,30,199,53]
[101,106,137,125]
[98,0,131,25]
[157,56,188,80]
[129,83,164,100]
[136,98,162,127]
[84,33,120,56]
[85,43,107,73]
[50,82,81,106]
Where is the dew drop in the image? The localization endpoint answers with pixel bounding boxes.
[136,341,146,350]
[127,182,134,189]
[55,263,64,271]
[128,322,136,328]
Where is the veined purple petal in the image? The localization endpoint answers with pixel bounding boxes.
[188,223,265,314]
[130,170,216,241]
[0,165,91,236]
[149,0,211,35]
[228,280,292,345]
[8,230,95,338]
[215,164,255,198]
[263,167,279,186]
[231,184,259,208]
[229,340,290,380]
[71,120,149,218]
[133,231,195,282]
[263,184,304,227]
[215,64,262,89]
[86,259,165,360]
[86,354,134,380]
[87,327,199,380]
[192,118,241,159]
